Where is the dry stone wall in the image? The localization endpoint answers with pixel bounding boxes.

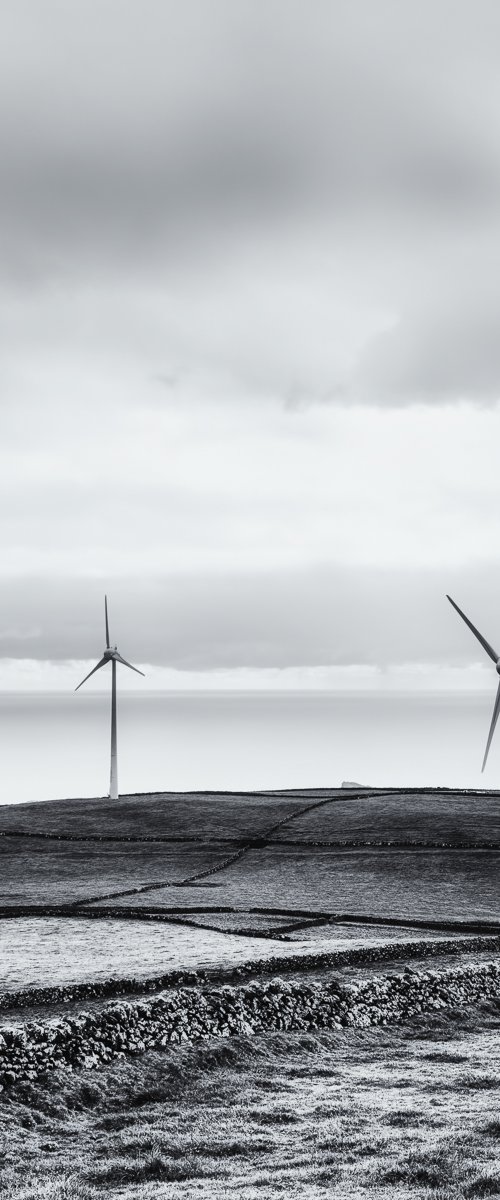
[0,960,499,1088]
[2,933,499,1014]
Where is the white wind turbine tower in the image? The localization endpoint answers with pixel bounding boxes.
[447,594,500,772]
[75,597,145,799]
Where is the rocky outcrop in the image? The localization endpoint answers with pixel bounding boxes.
[0,960,499,1088]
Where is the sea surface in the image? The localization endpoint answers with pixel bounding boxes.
[0,690,498,806]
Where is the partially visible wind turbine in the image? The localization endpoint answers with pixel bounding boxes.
[75,597,145,799]
[447,594,500,772]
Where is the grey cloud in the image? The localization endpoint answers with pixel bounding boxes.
[355,300,500,404]
[1,2,499,276]
[1,565,500,670]
[1,1,500,406]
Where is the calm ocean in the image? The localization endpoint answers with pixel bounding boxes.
[0,691,497,806]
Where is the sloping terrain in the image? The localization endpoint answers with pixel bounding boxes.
[277,789,500,844]
[1,787,499,994]
[0,838,228,905]
[2,1008,500,1200]
[0,791,308,839]
[1,786,500,1200]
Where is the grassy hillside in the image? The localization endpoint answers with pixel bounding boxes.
[2,1009,500,1200]
[0,838,228,905]
[216,846,500,921]
[1,787,499,993]
[79,846,499,921]
[1,786,497,844]
[280,790,500,844]
[0,791,308,839]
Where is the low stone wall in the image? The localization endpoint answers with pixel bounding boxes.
[2,933,499,1014]
[0,960,499,1088]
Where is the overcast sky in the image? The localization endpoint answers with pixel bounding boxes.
[2,0,500,689]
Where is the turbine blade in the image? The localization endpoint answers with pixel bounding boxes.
[112,651,145,677]
[75,656,108,691]
[446,595,499,664]
[105,595,110,649]
[482,679,500,772]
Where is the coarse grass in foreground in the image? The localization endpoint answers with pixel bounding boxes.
[1,1002,500,1199]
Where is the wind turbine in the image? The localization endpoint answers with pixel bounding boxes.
[447,594,500,772]
[75,597,145,799]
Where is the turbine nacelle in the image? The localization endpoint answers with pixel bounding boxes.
[75,596,145,800]
[74,597,145,692]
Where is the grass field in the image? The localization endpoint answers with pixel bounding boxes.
[1,1004,500,1199]
[0,839,228,905]
[1,787,500,1199]
[2,916,467,995]
[1,789,499,988]
[1,789,499,994]
[2,788,499,845]
[280,790,500,844]
[0,792,307,840]
[78,844,500,923]
[212,846,500,922]
[3,840,498,919]
[1,792,496,921]
[0,917,320,993]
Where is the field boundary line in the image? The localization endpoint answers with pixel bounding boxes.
[3,829,499,853]
[5,785,500,913]
[271,841,500,852]
[0,831,237,845]
[1,903,499,936]
[1,932,499,1014]
[66,790,366,905]
[68,846,250,907]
